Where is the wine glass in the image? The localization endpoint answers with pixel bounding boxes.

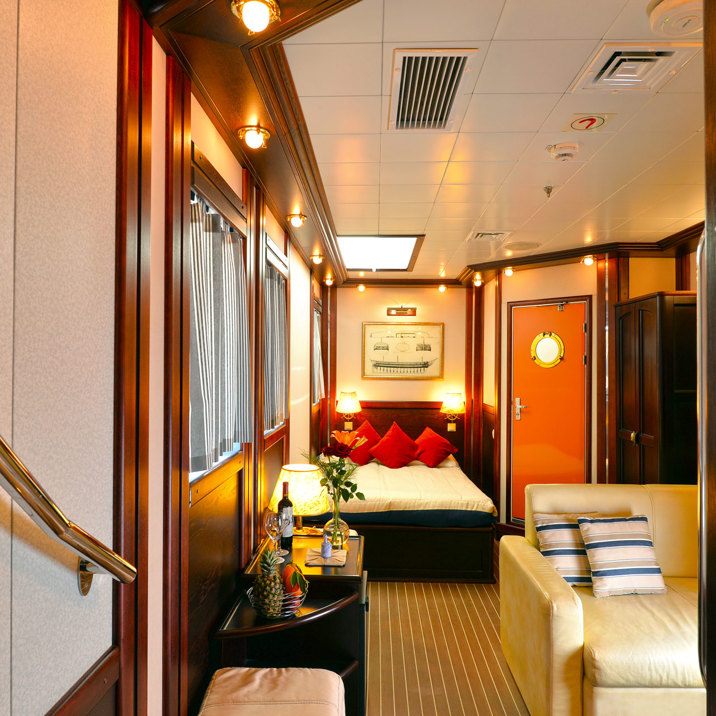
[276,511,291,557]
[263,509,284,564]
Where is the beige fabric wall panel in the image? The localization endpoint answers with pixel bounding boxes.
[0,0,18,712]
[289,249,311,463]
[336,286,466,402]
[629,257,676,298]
[10,2,118,713]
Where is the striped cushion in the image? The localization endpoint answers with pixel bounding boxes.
[578,515,666,598]
[534,513,596,587]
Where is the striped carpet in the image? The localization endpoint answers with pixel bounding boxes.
[366,582,529,716]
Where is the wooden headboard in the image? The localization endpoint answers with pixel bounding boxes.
[338,400,466,470]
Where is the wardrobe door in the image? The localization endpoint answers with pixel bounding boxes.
[616,303,640,483]
[636,298,660,483]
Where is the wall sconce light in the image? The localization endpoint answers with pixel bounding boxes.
[504,267,514,277]
[287,213,307,228]
[582,255,594,266]
[310,253,324,265]
[231,0,281,34]
[336,392,361,430]
[269,464,328,531]
[237,125,270,149]
[357,284,366,292]
[440,393,466,432]
[438,285,447,293]
[473,273,482,287]
[324,276,334,286]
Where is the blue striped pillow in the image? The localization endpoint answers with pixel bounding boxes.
[534,513,595,587]
[577,515,666,598]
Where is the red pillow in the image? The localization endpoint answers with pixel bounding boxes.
[369,422,419,469]
[416,427,458,468]
[349,420,381,466]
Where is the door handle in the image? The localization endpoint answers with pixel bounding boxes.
[630,430,639,444]
[515,397,528,421]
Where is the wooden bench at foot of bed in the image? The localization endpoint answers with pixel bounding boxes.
[352,523,494,582]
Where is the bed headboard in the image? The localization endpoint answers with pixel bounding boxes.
[338,400,465,470]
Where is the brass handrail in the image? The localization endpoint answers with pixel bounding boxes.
[0,434,136,585]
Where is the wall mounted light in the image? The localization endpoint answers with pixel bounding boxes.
[438,285,447,293]
[310,253,324,265]
[440,393,466,432]
[505,249,513,257]
[504,267,514,277]
[582,255,594,266]
[287,213,306,228]
[474,272,482,287]
[324,276,334,286]
[237,125,270,149]
[357,284,366,292]
[336,392,361,430]
[231,0,281,34]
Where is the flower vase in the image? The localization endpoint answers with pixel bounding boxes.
[324,499,350,550]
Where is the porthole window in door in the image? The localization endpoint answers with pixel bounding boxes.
[530,331,565,368]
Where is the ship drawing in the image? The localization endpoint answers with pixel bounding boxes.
[365,326,439,375]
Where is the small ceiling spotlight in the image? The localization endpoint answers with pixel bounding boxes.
[359,271,365,277]
[582,255,595,266]
[287,213,307,228]
[505,249,513,257]
[231,0,281,34]
[357,284,366,292]
[310,253,324,265]
[584,236,593,244]
[439,267,446,278]
[504,267,514,277]
[237,125,270,149]
[324,277,334,286]
[438,285,447,293]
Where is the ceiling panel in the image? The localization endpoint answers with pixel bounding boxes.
[379,203,434,218]
[301,96,382,135]
[623,92,704,134]
[460,93,561,133]
[319,162,379,186]
[443,161,515,185]
[430,202,488,219]
[520,131,611,161]
[284,0,385,44]
[380,133,458,163]
[380,184,441,203]
[661,51,704,93]
[451,132,534,162]
[499,160,583,187]
[604,0,702,41]
[378,217,428,232]
[326,185,380,204]
[334,218,379,234]
[436,184,499,203]
[331,203,380,219]
[380,162,448,185]
[311,134,381,164]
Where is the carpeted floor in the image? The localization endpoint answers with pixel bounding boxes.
[366,581,529,715]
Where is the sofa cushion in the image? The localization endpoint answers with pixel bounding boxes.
[576,577,702,689]
[579,515,666,597]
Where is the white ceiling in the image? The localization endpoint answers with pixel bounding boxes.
[284,0,705,279]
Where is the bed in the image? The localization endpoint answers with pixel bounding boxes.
[316,401,498,582]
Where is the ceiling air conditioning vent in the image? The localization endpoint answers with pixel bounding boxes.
[469,231,511,243]
[572,42,699,93]
[388,49,479,131]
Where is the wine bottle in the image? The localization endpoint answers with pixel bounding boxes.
[278,481,293,551]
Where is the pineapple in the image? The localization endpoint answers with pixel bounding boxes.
[253,549,283,618]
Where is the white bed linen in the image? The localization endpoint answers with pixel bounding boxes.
[342,456,497,516]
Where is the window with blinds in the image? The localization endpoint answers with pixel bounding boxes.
[188,196,252,480]
[263,263,288,431]
[312,307,325,405]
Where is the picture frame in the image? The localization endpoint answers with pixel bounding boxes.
[362,322,444,380]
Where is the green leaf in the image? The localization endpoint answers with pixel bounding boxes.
[356,492,365,500]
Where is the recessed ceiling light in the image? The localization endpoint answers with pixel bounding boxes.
[231,0,280,34]
[505,250,513,257]
[584,236,593,244]
[357,284,366,292]
[582,255,595,266]
[238,125,270,149]
[438,285,446,293]
[504,267,514,277]
[338,235,419,271]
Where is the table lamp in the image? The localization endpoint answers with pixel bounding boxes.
[440,392,465,432]
[336,391,361,430]
[269,464,329,530]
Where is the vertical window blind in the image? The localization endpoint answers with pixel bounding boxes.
[312,308,325,404]
[189,198,252,477]
[263,264,288,431]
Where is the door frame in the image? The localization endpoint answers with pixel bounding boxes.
[506,295,593,525]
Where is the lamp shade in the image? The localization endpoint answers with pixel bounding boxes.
[440,392,466,414]
[268,464,329,516]
[336,391,361,415]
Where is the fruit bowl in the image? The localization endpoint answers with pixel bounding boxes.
[247,585,308,619]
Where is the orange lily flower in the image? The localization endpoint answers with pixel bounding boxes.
[331,430,367,449]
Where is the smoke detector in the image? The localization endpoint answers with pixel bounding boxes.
[548,142,579,161]
[647,0,702,37]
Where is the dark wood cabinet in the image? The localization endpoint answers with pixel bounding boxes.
[614,292,697,484]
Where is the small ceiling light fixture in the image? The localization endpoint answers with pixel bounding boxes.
[357,284,366,292]
[582,255,595,266]
[237,125,270,149]
[324,276,334,286]
[505,249,513,257]
[439,268,446,278]
[584,236,593,244]
[310,253,324,265]
[287,213,307,228]
[231,0,281,34]
[504,267,514,277]
[438,285,447,293]
[473,274,482,287]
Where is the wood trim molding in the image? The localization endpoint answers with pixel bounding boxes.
[596,257,607,483]
[114,2,152,714]
[47,647,120,716]
[676,252,692,290]
[493,273,502,506]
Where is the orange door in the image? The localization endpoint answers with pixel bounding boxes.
[510,300,589,522]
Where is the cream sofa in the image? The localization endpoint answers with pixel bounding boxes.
[500,484,705,716]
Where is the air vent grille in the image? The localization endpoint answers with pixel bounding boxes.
[388,50,478,131]
[470,232,511,243]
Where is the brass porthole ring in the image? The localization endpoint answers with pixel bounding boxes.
[530,331,565,368]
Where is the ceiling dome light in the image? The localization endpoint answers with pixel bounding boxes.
[325,277,334,286]
[474,277,482,287]
[287,213,307,228]
[310,254,324,265]
[357,284,366,292]
[438,285,447,293]
[238,125,270,149]
[231,0,281,34]
[504,267,514,277]
[582,255,595,266]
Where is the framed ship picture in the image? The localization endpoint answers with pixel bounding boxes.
[362,322,444,380]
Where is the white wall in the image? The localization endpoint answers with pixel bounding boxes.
[1,2,118,712]
[336,286,466,402]
[289,251,312,462]
[498,263,598,522]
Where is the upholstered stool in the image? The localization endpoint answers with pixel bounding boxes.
[198,666,346,715]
